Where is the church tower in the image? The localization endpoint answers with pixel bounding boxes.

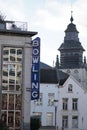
[58,12,85,69]
[57,12,87,90]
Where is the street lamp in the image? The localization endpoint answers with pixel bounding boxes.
[54,99,58,130]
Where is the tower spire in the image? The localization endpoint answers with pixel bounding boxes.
[70,10,73,23]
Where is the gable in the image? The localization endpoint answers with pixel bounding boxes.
[62,75,84,94]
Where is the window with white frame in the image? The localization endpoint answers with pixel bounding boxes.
[62,98,68,110]
[36,93,43,105]
[2,47,22,129]
[68,84,73,92]
[72,116,78,128]
[72,98,78,110]
[62,116,68,128]
[46,112,53,126]
[48,93,54,106]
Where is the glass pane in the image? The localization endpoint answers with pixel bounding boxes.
[15,94,21,110]
[9,70,15,76]
[2,84,8,90]
[48,93,54,106]
[17,71,21,77]
[17,49,22,62]
[3,47,9,61]
[9,79,15,84]
[3,71,8,76]
[9,84,15,90]
[15,112,21,127]
[17,49,22,55]
[2,79,8,83]
[10,49,15,54]
[3,57,8,61]
[8,112,14,127]
[9,94,14,110]
[8,65,15,71]
[1,111,7,123]
[10,56,15,61]
[17,58,22,62]
[16,85,21,91]
[2,94,7,110]
[3,49,9,55]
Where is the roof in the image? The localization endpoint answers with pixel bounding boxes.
[40,68,69,85]
[65,23,79,33]
[0,29,37,37]
[59,40,85,51]
[0,18,37,37]
[40,62,51,69]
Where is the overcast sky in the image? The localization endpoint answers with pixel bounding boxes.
[0,0,87,66]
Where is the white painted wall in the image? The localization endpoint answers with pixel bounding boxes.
[57,75,87,130]
[61,68,87,90]
[31,74,87,130]
[31,83,58,126]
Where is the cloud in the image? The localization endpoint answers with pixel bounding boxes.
[0,0,26,21]
[0,0,87,65]
[33,0,87,65]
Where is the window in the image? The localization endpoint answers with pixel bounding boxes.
[72,116,78,128]
[68,84,73,92]
[62,98,68,110]
[46,113,53,126]
[3,47,22,62]
[10,49,15,54]
[2,84,8,90]
[8,112,14,127]
[62,116,68,128]
[9,70,15,76]
[36,93,43,105]
[17,49,22,55]
[1,111,7,123]
[2,94,7,109]
[15,94,21,110]
[9,85,15,90]
[48,93,54,106]
[3,71,8,76]
[9,79,15,84]
[2,47,23,129]
[72,98,78,110]
[3,50,9,55]
[15,112,21,127]
[10,56,15,61]
[9,94,14,110]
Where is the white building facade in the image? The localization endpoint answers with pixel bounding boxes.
[31,69,87,130]
[57,75,87,130]
[31,83,58,126]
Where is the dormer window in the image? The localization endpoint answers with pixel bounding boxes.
[68,84,73,92]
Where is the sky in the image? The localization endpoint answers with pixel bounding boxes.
[0,0,87,66]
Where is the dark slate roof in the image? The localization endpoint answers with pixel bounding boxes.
[40,68,69,85]
[40,68,58,84]
[65,23,79,33]
[59,40,85,51]
[40,62,51,69]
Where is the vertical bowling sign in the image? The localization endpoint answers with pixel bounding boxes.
[31,37,40,100]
